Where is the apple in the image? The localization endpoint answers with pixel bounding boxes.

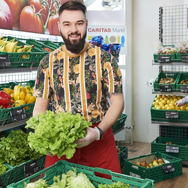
[0,0,13,29]
[140,161,147,167]
[157,158,164,163]
[152,160,157,164]
[135,162,141,166]
[153,163,159,167]
[148,163,153,167]
[146,165,149,168]
[153,161,158,166]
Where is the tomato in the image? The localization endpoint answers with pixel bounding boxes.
[4,0,28,29]
[20,6,43,33]
[48,13,60,36]
[30,0,49,25]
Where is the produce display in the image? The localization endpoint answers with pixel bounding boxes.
[180,80,188,84]
[0,129,42,166]
[25,111,92,159]
[152,94,186,110]
[24,169,130,188]
[0,163,7,175]
[154,42,176,54]
[0,83,35,109]
[159,77,175,84]
[135,158,164,168]
[177,40,188,54]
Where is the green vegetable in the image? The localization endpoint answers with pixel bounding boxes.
[26,111,92,159]
[0,164,7,175]
[0,130,42,166]
[24,179,48,188]
[98,181,130,188]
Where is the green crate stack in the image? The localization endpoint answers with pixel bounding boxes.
[153,72,179,91]
[0,80,35,125]
[53,41,64,46]
[151,136,188,161]
[7,156,46,187]
[124,152,182,183]
[0,36,47,68]
[112,114,127,133]
[39,40,61,49]
[159,125,188,139]
[118,146,128,168]
[176,73,188,91]
[8,160,154,188]
[0,164,13,188]
[153,53,176,63]
[176,53,188,62]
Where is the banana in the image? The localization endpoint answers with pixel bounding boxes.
[16,45,24,52]
[0,43,5,52]
[0,38,8,45]
[5,41,18,53]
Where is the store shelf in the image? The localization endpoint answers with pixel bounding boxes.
[151,121,188,127]
[152,60,188,65]
[152,89,188,95]
[0,118,29,132]
[0,67,38,74]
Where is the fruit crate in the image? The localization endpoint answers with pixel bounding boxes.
[151,136,188,161]
[39,40,60,49]
[0,36,47,68]
[112,114,127,133]
[117,146,128,168]
[153,72,179,92]
[26,39,56,53]
[53,41,64,46]
[159,125,188,139]
[7,155,46,187]
[176,73,188,91]
[124,152,182,183]
[176,53,188,62]
[0,164,13,188]
[150,97,188,123]
[0,80,35,125]
[8,160,154,188]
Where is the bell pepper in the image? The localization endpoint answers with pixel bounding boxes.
[14,85,26,94]
[3,88,13,95]
[25,86,32,94]
[25,92,32,103]
[0,91,11,100]
[14,88,25,101]
[14,100,26,107]
[10,93,14,102]
[27,95,36,104]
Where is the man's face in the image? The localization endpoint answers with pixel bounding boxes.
[58,10,88,54]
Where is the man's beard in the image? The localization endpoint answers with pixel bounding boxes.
[60,30,87,54]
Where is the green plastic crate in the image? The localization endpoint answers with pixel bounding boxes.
[39,40,60,49]
[153,53,176,63]
[0,164,13,188]
[7,156,46,186]
[8,160,154,188]
[153,72,179,92]
[53,41,64,46]
[0,36,47,68]
[26,39,56,53]
[0,80,35,125]
[112,114,127,133]
[159,125,188,139]
[176,73,188,91]
[124,152,182,183]
[117,146,128,168]
[176,53,188,62]
[151,136,188,161]
[150,96,188,123]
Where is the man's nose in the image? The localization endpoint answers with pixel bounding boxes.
[71,25,78,33]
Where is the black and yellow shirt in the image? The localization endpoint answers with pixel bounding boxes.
[34,43,123,124]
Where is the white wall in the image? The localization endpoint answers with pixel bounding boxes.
[132,0,184,142]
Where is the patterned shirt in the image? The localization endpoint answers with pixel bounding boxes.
[34,43,123,124]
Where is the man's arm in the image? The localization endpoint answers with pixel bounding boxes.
[33,98,50,117]
[97,93,124,133]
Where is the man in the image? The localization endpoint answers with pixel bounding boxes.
[33,1,124,175]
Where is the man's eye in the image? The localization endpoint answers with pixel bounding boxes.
[78,23,83,25]
[64,24,69,26]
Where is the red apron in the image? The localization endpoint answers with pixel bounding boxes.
[44,123,121,179]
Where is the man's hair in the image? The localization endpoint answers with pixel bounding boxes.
[59,1,87,17]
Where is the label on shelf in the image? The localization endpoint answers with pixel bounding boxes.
[159,85,172,92]
[158,56,170,63]
[0,55,11,67]
[10,108,27,122]
[182,55,188,62]
[180,85,188,93]
[165,111,178,118]
[130,172,141,178]
[166,145,179,153]
[24,160,39,177]
[162,164,175,173]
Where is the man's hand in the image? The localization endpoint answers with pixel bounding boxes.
[75,127,99,148]
[175,99,183,107]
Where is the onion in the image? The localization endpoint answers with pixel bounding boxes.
[0,0,13,30]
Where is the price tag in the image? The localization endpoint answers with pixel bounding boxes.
[159,85,172,92]
[10,108,27,122]
[165,111,178,118]
[130,172,141,178]
[162,164,175,173]
[182,55,188,62]
[0,55,11,67]
[24,160,38,177]
[166,145,179,153]
[180,85,188,93]
[158,56,170,63]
